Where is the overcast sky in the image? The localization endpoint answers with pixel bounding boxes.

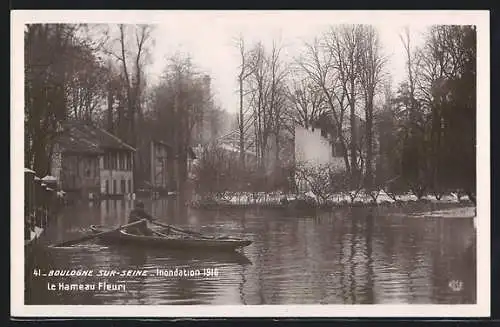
[143,12,436,113]
[15,10,485,115]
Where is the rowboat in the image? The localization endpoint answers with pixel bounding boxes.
[89,225,252,252]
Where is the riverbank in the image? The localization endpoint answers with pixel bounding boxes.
[191,190,475,211]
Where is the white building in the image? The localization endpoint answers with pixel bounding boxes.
[294,125,345,168]
[294,125,345,193]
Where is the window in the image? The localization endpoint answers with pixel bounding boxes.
[108,153,113,170]
[95,158,99,176]
[104,153,111,170]
[105,180,109,194]
[112,179,116,194]
[121,179,126,194]
[119,153,124,170]
[126,154,131,170]
[332,142,343,157]
[87,158,94,177]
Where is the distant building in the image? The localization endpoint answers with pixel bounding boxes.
[294,113,369,192]
[99,134,136,198]
[146,139,197,193]
[220,142,258,168]
[294,112,368,168]
[149,140,171,192]
[294,125,345,169]
[50,121,136,199]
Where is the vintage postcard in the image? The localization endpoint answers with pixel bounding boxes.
[11,10,490,317]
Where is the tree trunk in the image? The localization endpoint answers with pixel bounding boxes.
[107,86,114,133]
[349,96,358,188]
[239,77,245,169]
[173,86,180,193]
[365,91,374,190]
[274,131,280,189]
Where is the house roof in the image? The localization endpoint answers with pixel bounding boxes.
[219,143,257,157]
[152,139,172,149]
[152,139,196,159]
[57,121,136,154]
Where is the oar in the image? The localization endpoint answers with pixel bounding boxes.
[151,220,230,240]
[152,230,169,238]
[50,220,146,248]
[150,220,215,239]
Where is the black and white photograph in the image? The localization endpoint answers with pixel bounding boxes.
[11,10,489,317]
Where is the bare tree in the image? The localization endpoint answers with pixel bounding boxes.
[242,39,291,190]
[105,24,154,188]
[358,25,386,190]
[287,73,327,129]
[235,36,254,169]
[111,24,153,145]
[400,27,418,115]
[325,25,365,186]
[246,42,272,178]
[267,40,289,183]
[297,37,351,175]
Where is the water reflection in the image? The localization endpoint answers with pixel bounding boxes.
[26,198,476,305]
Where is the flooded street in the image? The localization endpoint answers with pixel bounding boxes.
[25,198,476,305]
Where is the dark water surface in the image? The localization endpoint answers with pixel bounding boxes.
[25,198,476,305]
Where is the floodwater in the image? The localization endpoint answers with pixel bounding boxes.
[25,198,476,305]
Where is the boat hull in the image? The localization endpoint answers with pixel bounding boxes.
[90,225,252,252]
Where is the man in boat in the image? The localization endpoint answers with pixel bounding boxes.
[127,201,156,236]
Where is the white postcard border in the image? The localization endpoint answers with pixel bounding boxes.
[11,10,490,317]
